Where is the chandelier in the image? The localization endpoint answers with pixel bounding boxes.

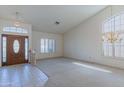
[102,6,122,43]
[102,32,121,43]
[14,12,22,27]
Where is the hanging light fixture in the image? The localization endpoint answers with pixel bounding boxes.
[102,6,122,43]
[102,32,119,43]
[14,12,21,27]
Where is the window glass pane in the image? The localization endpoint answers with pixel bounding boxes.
[13,40,20,53]
[121,14,124,25]
[52,40,55,52]
[114,43,120,57]
[103,42,113,57]
[25,38,28,60]
[23,29,28,33]
[41,39,45,53]
[45,39,48,53]
[40,38,55,53]
[48,39,52,53]
[108,43,113,56]
[120,25,124,31]
[121,43,124,57]
[115,15,121,32]
[16,27,22,33]
[2,37,7,62]
[102,13,124,58]
[3,27,28,33]
[115,16,120,25]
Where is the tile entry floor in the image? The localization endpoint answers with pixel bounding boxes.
[0,64,48,87]
[1,58,124,87]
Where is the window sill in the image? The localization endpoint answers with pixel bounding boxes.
[102,55,124,61]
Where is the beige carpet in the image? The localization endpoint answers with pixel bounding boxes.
[36,58,124,87]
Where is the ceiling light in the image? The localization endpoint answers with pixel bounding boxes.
[55,21,60,25]
[14,12,21,27]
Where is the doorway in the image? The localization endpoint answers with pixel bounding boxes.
[2,34,29,66]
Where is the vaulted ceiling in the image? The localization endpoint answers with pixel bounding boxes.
[0,5,107,33]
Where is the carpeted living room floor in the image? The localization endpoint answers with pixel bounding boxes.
[36,58,124,87]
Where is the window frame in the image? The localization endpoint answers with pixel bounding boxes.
[40,38,55,53]
[3,26,28,34]
[1,35,7,66]
[102,12,124,60]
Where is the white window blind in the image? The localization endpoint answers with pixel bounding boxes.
[41,38,55,53]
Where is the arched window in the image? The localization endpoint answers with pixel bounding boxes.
[3,27,28,33]
[102,12,124,58]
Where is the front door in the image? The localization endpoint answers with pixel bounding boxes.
[2,34,29,66]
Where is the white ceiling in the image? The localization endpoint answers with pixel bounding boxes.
[0,5,107,33]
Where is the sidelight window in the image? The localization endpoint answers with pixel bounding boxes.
[25,38,28,60]
[2,36,7,63]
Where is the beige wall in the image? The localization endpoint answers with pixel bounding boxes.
[32,31,63,59]
[64,6,124,69]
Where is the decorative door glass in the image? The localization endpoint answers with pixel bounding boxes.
[13,40,20,53]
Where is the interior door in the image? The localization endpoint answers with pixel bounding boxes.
[2,34,29,66]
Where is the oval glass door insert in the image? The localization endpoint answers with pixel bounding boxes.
[13,40,20,53]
